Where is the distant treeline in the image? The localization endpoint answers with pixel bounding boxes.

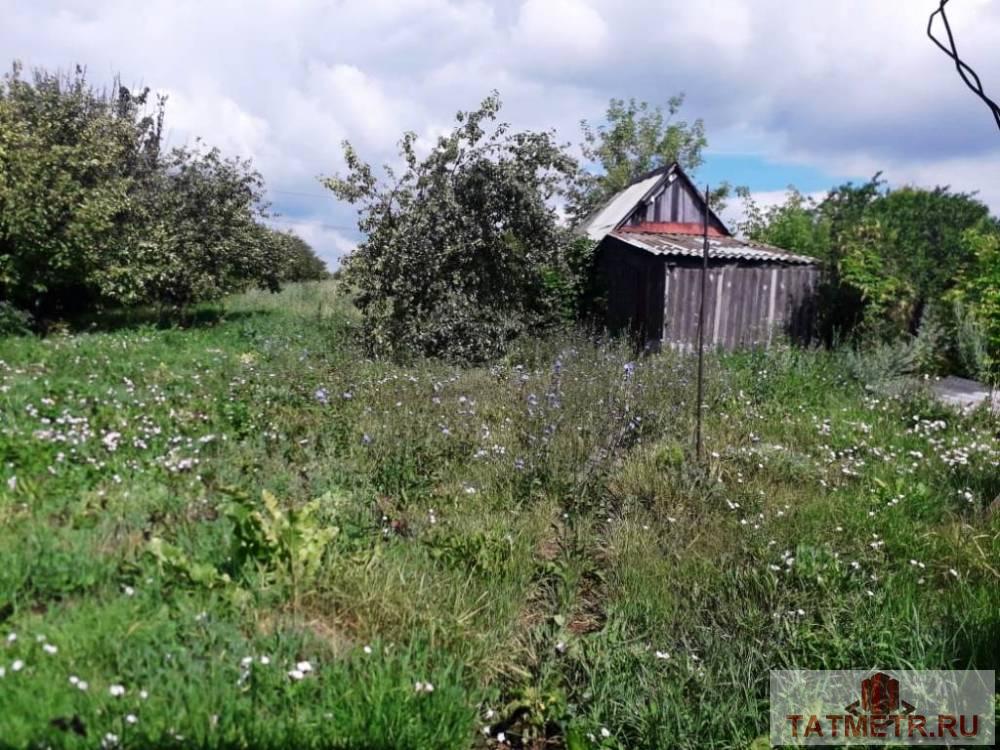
[0,62,327,329]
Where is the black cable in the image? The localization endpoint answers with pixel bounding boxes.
[928,0,1000,131]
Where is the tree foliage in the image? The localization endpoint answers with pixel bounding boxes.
[325,92,579,361]
[0,64,138,315]
[130,144,280,309]
[263,228,329,283]
[948,226,1000,382]
[570,95,728,221]
[0,62,310,322]
[739,177,1000,376]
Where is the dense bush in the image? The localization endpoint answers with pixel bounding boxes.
[740,177,1000,380]
[264,228,330,283]
[124,144,281,309]
[0,64,139,316]
[0,62,322,322]
[948,227,1000,382]
[325,93,581,361]
[0,300,32,335]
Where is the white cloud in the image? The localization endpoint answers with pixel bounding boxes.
[161,86,272,159]
[303,63,408,149]
[268,217,357,270]
[2,0,999,256]
[512,0,609,68]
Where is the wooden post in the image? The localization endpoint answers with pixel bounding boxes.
[695,185,710,461]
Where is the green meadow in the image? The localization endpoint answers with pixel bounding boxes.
[1,282,997,749]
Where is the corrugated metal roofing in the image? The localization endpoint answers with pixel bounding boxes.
[579,170,669,240]
[609,230,818,265]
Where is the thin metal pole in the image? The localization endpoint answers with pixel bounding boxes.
[695,184,710,461]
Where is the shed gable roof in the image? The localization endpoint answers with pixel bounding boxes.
[578,163,730,241]
[579,169,667,240]
[579,162,818,266]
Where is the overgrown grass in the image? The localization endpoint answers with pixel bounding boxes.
[1,281,997,749]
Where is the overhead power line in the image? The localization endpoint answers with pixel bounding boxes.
[928,0,1000,131]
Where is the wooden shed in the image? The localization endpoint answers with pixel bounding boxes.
[581,163,820,350]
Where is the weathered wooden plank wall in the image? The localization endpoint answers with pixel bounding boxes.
[663,263,819,349]
[598,243,665,342]
[626,179,727,233]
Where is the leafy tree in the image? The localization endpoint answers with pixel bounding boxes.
[739,175,1000,358]
[0,62,292,322]
[737,186,830,258]
[262,228,328,282]
[948,225,1000,382]
[0,64,137,316]
[867,186,992,329]
[570,95,719,221]
[325,92,579,360]
[144,145,280,309]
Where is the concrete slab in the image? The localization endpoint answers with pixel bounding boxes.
[930,376,1000,413]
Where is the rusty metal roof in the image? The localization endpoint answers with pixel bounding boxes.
[608,230,818,265]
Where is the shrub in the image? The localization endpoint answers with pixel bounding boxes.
[0,301,33,335]
[0,61,310,320]
[124,143,280,310]
[263,227,329,283]
[325,92,580,361]
[0,63,138,316]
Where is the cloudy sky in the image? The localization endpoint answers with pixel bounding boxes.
[4,0,999,267]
